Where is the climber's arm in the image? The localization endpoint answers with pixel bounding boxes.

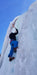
[14,28,18,35]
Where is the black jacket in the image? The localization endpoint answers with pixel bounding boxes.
[9,28,18,40]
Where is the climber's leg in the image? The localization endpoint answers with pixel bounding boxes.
[8,45,15,61]
[10,40,18,53]
[8,40,18,61]
[8,46,14,57]
[13,40,18,53]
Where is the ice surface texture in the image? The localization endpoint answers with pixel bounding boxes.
[0,1,37,75]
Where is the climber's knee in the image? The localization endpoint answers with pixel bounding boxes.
[14,47,18,53]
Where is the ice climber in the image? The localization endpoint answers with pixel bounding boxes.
[8,23,18,61]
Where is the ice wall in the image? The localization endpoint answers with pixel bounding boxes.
[0,1,37,75]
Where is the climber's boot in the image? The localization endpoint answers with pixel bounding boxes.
[14,47,18,53]
[9,57,15,61]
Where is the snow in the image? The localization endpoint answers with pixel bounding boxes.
[0,1,37,75]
